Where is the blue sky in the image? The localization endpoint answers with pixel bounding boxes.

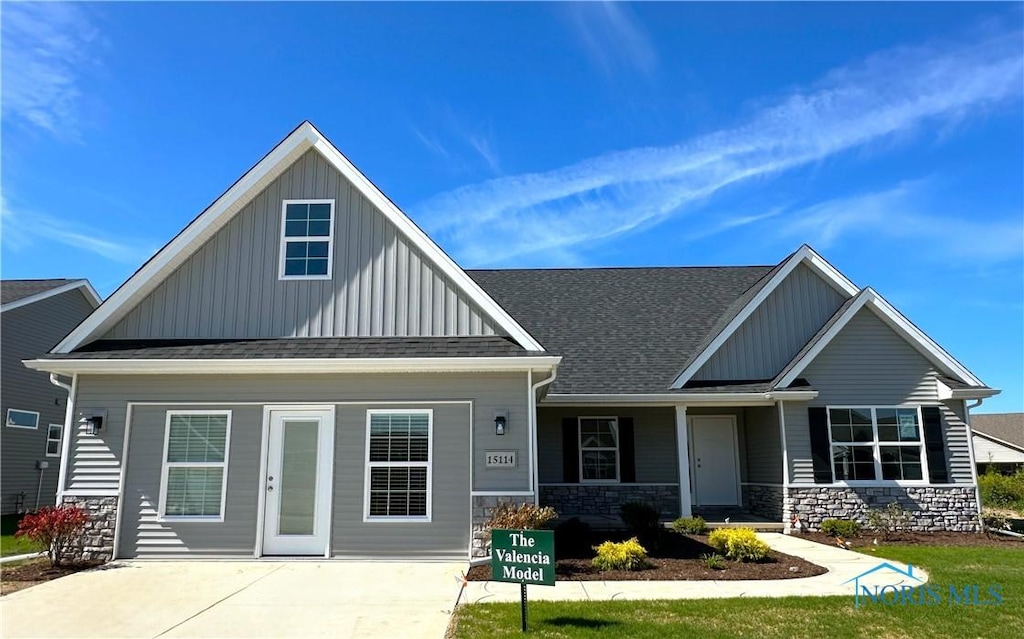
[2,2,1021,412]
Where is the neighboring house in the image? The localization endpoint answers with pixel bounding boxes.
[2,279,101,514]
[971,413,1024,475]
[24,122,998,563]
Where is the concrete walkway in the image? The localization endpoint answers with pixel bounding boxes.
[2,560,465,638]
[461,533,928,602]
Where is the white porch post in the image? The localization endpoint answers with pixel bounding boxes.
[675,405,692,518]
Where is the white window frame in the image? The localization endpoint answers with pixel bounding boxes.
[278,199,335,281]
[363,408,433,523]
[826,405,930,486]
[45,424,63,457]
[578,416,620,484]
[6,408,39,430]
[158,410,232,523]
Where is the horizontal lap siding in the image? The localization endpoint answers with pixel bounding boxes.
[695,264,847,380]
[73,372,525,558]
[104,150,499,340]
[785,308,972,484]
[743,406,782,484]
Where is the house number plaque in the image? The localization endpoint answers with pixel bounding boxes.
[486,450,517,468]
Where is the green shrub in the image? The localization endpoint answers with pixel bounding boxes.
[700,552,726,570]
[820,518,861,538]
[979,469,1024,515]
[866,502,911,540]
[671,516,708,535]
[553,517,592,558]
[707,527,771,562]
[484,502,557,541]
[592,537,650,571]
[619,501,661,534]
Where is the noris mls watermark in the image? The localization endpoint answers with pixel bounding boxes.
[844,562,1003,608]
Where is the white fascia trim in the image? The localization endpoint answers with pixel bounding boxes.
[52,122,544,353]
[670,245,858,389]
[24,356,561,376]
[776,287,985,388]
[542,390,817,406]
[1,280,101,314]
[308,132,544,352]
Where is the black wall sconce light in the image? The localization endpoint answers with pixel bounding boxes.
[78,410,107,436]
[494,410,508,436]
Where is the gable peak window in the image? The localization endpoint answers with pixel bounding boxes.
[279,200,334,280]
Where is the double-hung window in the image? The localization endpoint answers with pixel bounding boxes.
[828,407,926,483]
[280,200,334,279]
[365,410,431,521]
[160,411,231,520]
[579,417,619,482]
[45,424,63,457]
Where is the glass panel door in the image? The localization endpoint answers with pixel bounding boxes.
[278,420,318,535]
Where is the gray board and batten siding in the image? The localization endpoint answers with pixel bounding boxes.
[783,306,973,485]
[1,287,97,513]
[103,149,501,342]
[69,372,530,558]
[693,263,849,381]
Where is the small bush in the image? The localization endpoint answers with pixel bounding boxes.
[671,516,708,535]
[979,469,1024,515]
[619,501,661,534]
[707,527,771,562]
[866,502,911,540]
[700,552,726,570]
[982,509,1011,534]
[820,518,861,538]
[554,517,592,558]
[592,537,650,571]
[15,506,89,567]
[484,502,557,541]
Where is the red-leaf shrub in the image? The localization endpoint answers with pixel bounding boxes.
[15,506,89,566]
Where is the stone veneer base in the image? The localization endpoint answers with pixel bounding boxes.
[786,486,980,532]
[539,484,681,521]
[471,494,539,559]
[61,495,118,562]
[741,484,784,520]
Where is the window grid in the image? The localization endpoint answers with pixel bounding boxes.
[827,407,927,483]
[160,412,231,520]
[579,417,619,482]
[45,424,63,457]
[279,200,334,280]
[365,411,432,521]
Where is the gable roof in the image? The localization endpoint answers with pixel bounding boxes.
[468,265,773,394]
[773,287,986,389]
[669,245,858,389]
[52,122,543,354]
[0,279,101,312]
[972,413,1024,450]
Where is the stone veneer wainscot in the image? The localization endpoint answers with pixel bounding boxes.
[539,484,680,520]
[61,495,118,562]
[786,486,980,532]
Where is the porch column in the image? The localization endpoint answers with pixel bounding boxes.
[675,405,692,518]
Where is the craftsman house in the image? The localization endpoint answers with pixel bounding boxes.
[26,122,997,561]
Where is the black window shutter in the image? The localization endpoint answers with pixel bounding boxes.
[562,418,580,483]
[619,417,636,483]
[807,407,833,484]
[921,406,949,484]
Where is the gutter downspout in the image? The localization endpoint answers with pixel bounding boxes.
[529,368,558,506]
[965,398,986,532]
[50,373,77,504]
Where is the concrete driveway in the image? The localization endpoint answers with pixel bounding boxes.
[1,560,466,638]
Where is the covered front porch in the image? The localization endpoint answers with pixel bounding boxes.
[536,405,786,526]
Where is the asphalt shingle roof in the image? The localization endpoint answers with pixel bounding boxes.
[971,413,1024,449]
[1,279,77,305]
[50,336,538,360]
[468,266,774,394]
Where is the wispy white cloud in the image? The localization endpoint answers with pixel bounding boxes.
[414,28,1023,266]
[1,195,154,264]
[410,104,503,174]
[565,2,657,76]
[1,2,105,138]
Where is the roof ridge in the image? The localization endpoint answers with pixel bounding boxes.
[466,264,775,273]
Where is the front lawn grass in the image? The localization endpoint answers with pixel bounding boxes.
[0,515,42,557]
[449,544,1024,638]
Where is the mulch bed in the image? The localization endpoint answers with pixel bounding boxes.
[467,532,826,582]
[797,530,1023,550]
[0,557,103,596]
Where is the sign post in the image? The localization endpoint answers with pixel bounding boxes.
[491,528,555,632]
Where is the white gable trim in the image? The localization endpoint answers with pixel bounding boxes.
[775,287,984,389]
[670,245,857,388]
[53,122,544,353]
[1,280,101,314]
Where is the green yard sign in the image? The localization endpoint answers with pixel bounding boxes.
[491,528,555,586]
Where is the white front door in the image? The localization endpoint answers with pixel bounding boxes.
[262,408,335,556]
[689,416,740,506]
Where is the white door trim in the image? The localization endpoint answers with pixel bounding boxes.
[688,415,742,507]
[256,405,335,557]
